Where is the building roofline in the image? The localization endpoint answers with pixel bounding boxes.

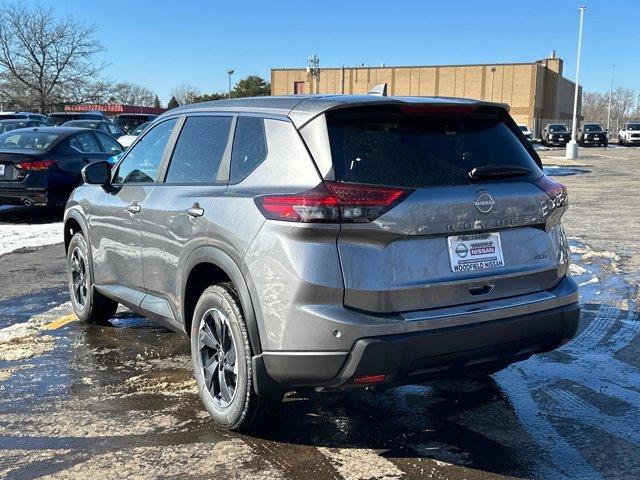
[271,60,556,72]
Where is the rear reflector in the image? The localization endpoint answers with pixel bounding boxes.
[353,374,386,384]
[533,175,568,207]
[16,159,57,171]
[255,182,412,223]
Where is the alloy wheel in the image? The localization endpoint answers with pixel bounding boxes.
[70,247,89,308]
[198,308,238,408]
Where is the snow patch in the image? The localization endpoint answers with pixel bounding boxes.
[543,165,590,176]
[0,222,63,257]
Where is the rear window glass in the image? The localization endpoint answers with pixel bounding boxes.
[548,124,568,132]
[114,116,153,133]
[0,131,59,150]
[327,108,541,188]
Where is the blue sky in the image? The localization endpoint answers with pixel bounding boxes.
[46,0,639,104]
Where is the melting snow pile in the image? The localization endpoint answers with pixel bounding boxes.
[543,165,590,177]
[0,222,63,257]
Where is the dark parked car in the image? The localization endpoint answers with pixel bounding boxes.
[46,112,107,126]
[0,111,47,122]
[542,123,571,146]
[0,119,47,134]
[113,113,158,134]
[62,119,125,138]
[64,95,578,431]
[578,123,608,147]
[0,127,122,207]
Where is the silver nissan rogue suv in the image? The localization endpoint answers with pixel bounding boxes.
[64,95,579,430]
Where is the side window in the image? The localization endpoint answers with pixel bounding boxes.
[94,131,123,154]
[76,132,101,153]
[115,118,177,184]
[230,116,268,183]
[108,124,121,136]
[165,116,232,184]
[69,137,83,153]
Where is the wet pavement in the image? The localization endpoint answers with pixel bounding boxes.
[1,146,639,479]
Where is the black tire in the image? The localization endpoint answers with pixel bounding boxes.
[603,142,608,148]
[191,283,282,431]
[619,137,625,146]
[67,232,118,324]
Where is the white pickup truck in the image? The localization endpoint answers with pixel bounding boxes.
[618,122,640,146]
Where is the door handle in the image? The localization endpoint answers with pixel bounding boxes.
[186,203,204,218]
[126,203,141,214]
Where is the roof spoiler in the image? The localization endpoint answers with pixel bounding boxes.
[367,83,387,97]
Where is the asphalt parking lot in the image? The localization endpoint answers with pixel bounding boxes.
[1,145,639,480]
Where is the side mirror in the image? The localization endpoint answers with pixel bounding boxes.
[81,161,111,185]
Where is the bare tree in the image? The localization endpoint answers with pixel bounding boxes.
[109,82,156,106]
[170,84,200,105]
[581,86,640,129]
[0,2,105,112]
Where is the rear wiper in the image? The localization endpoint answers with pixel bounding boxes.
[468,164,532,180]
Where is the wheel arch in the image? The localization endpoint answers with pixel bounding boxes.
[63,208,88,254]
[181,246,262,355]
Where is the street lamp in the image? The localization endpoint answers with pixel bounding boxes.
[566,6,586,159]
[227,69,234,99]
[607,65,614,132]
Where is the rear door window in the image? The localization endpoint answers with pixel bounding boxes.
[94,131,123,154]
[165,116,232,184]
[326,107,541,188]
[230,116,268,183]
[76,132,101,153]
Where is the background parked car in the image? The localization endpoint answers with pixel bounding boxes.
[113,113,158,134]
[541,123,571,146]
[618,121,640,146]
[0,119,47,134]
[46,111,107,126]
[578,123,608,147]
[0,127,123,207]
[116,121,152,148]
[0,111,47,122]
[62,119,125,138]
[518,124,533,141]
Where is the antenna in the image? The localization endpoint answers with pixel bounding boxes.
[368,83,388,97]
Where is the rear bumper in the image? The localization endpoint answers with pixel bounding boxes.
[258,276,579,389]
[0,171,71,206]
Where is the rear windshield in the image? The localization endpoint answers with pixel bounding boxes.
[584,124,603,132]
[0,121,27,133]
[114,116,152,133]
[518,125,528,131]
[549,124,568,132]
[0,131,59,150]
[326,108,541,188]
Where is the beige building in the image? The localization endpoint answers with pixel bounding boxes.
[271,55,580,136]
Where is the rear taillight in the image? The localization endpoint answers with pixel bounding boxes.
[534,175,568,208]
[16,159,57,171]
[254,182,412,223]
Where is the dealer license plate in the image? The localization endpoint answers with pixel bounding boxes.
[447,233,505,272]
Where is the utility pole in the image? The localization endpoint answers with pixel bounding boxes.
[227,70,234,99]
[607,65,614,131]
[566,6,586,159]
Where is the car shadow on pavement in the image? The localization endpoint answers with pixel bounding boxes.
[0,206,63,224]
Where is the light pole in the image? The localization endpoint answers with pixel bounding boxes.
[607,65,614,132]
[227,69,234,99]
[566,5,586,159]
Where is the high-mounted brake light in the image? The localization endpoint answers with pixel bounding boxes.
[16,159,56,171]
[254,182,412,223]
[534,175,568,208]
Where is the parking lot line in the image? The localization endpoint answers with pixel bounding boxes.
[591,153,627,160]
[43,314,77,330]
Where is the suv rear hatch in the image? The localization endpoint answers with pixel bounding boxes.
[322,104,568,313]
